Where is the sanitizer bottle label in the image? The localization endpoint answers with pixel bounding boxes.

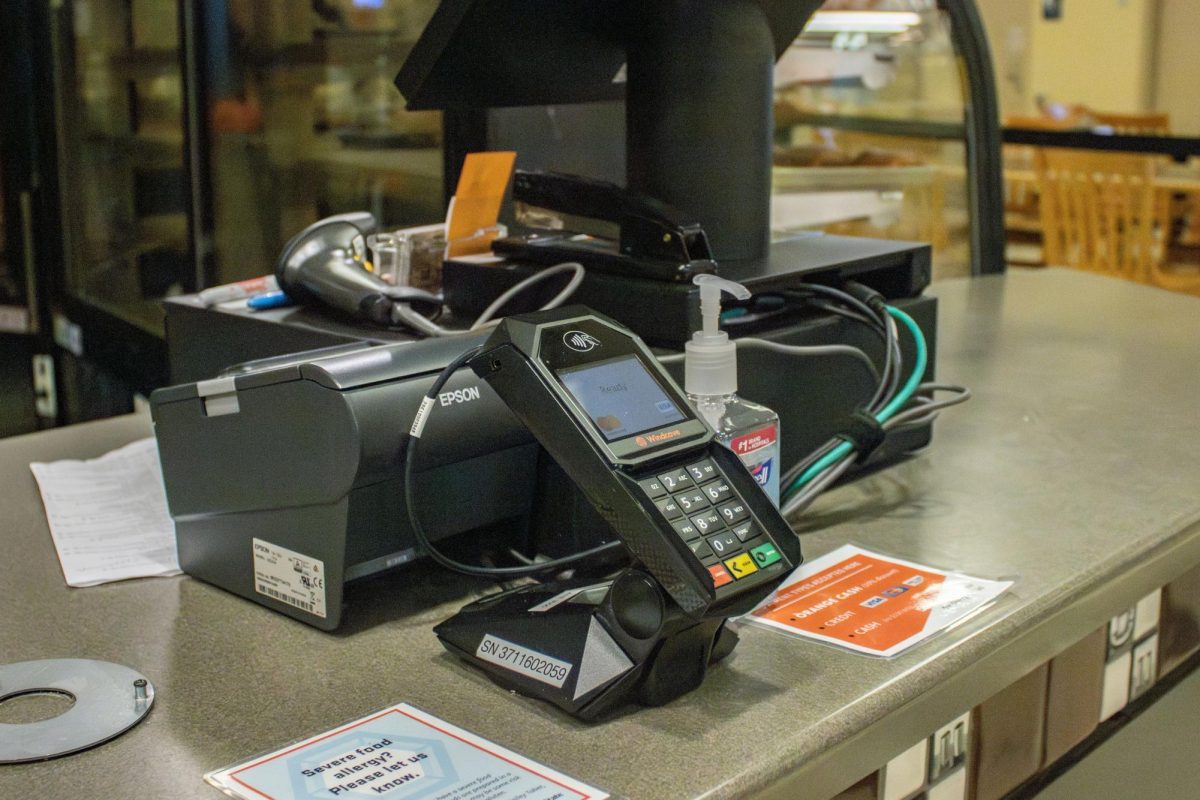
[728,425,780,507]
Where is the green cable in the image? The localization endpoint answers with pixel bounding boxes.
[782,305,928,499]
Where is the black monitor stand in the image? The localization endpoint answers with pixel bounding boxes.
[396,0,822,263]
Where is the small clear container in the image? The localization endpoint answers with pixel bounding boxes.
[382,222,508,292]
[367,232,403,285]
[407,229,448,292]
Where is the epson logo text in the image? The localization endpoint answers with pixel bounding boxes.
[439,386,482,406]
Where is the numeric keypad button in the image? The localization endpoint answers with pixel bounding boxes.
[690,511,723,535]
[674,489,709,514]
[717,500,749,525]
[702,481,733,504]
[657,469,694,492]
[638,476,668,499]
[685,459,719,484]
[672,519,701,542]
[706,531,739,558]
[655,497,684,520]
[731,521,761,543]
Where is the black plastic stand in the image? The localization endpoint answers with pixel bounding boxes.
[434,568,742,720]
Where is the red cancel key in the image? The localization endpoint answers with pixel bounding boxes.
[708,564,733,588]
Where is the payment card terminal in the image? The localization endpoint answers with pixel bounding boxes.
[433,307,801,718]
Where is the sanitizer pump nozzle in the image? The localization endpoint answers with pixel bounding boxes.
[685,275,752,397]
[684,274,783,507]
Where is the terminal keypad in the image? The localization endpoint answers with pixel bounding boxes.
[638,456,785,589]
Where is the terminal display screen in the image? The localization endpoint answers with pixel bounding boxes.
[558,356,686,442]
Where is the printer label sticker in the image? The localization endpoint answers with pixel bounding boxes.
[253,538,327,619]
[475,634,572,688]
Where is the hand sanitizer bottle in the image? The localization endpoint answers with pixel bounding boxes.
[685,275,781,507]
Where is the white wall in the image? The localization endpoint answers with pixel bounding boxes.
[1152,0,1200,134]
[976,0,1185,121]
[1027,0,1157,114]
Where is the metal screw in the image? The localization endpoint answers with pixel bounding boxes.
[133,679,148,701]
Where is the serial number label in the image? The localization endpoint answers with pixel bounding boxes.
[475,634,572,688]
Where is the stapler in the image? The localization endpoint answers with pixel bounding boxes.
[491,171,718,282]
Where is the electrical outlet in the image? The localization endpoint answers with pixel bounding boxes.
[928,712,970,784]
[1130,633,1159,700]
[1108,607,1136,654]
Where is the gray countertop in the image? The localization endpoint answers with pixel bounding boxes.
[3,269,1200,800]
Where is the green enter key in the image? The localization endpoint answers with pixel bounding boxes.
[750,542,781,568]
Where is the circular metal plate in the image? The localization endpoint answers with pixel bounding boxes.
[0,659,154,763]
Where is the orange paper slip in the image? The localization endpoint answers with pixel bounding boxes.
[741,544,1012,657]
[446,151,517,257]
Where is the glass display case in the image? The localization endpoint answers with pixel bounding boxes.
[0,0,47,436]
[0,137,37,437]
[1,2,35,330]
[771,0,1000,278]
[51,0,191,340]
[37,0,448,399]
[194,0,446,287]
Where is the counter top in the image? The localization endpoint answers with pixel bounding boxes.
[3,269,1200,799]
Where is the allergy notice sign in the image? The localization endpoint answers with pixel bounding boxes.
[206,703,608,800]
[741,544,1012,657]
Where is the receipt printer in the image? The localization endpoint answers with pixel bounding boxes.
[150,335,543,630]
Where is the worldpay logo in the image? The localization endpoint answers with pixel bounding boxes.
[635,429,682,447]
[563,331,602,352]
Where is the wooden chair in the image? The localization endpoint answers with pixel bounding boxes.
[1035,148,1169,283]
[1087,110,1171,135]
[1002,116,1076,263]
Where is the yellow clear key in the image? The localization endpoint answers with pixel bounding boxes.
[723,554,758,580]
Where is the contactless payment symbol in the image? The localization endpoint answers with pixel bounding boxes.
[563,331,601,352]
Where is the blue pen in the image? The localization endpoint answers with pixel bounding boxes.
[246,291,294,310]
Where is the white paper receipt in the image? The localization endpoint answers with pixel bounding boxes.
[30,437,181,587]
[206,703,609,800]
[253,538,327,618]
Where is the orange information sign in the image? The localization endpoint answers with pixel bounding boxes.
[744,545,1011,657]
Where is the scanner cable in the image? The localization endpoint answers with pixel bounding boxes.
[391,262,586,337]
